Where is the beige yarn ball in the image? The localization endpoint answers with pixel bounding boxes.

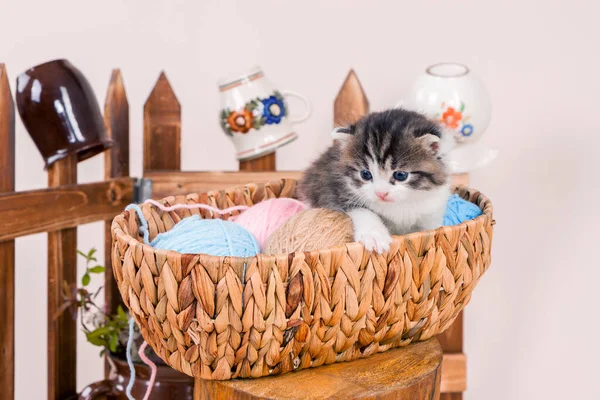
[264,208,354,254]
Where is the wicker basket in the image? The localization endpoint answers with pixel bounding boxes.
[111,179,494,380]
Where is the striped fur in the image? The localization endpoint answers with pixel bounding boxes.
[299,108,452,243]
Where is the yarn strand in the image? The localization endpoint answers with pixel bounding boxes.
[125,204,150,244]
[125,317,137,400]
[138,342,157,400]
[123,205,155,400]
[145,198,249,216]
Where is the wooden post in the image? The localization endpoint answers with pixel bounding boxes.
[333,69,369,126]
[103,69,129,317]
[47,154,78,400]
[0,63,16,400]
[144,72,181,173]
[239,153,276,171]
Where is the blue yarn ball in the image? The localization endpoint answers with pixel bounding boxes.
[151,215,260,257]
[443,194,482,226]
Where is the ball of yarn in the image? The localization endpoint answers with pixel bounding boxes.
[264,208,354,254]
[443,194,482,226]
[233,198,306,250]
[151,215,260,257]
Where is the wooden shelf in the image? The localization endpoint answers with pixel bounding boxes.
[0,177,134,241]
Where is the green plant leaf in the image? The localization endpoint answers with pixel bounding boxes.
[77,248,97,262]
[460,102,465,112]
[87,325,112,339]
[109,332,118,353]
[86,336,106,347]
[85,330,107,346]
[117,305,127,320]
[81,273,91,286]
[89,266,105,274]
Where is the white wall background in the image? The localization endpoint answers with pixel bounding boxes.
[2,0,599,399]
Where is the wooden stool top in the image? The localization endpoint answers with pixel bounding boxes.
[195,338,442,400]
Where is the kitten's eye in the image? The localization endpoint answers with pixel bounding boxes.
[360,170,373,181]
[393,171,409,181]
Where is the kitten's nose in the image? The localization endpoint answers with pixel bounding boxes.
[376,191,389,200]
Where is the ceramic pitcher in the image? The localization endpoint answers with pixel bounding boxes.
[218,66,311,161]
[401,62,491,144]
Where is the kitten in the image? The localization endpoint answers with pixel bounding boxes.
[298,108,453,253]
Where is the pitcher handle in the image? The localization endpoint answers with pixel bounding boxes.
[281,90,311,124]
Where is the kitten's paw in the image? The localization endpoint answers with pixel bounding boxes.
[348,208,393,253]
[355,228,393,253]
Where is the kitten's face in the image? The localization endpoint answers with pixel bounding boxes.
[337,109,450,206]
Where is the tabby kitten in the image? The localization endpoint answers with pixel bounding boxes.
[298,108,453,253]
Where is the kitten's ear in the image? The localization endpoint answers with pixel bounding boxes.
[331,126,354,142]
[417,133,442,155]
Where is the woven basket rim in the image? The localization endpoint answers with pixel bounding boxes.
[112,181,493,262]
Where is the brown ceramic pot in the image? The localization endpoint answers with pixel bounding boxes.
[78,355,193,400]
[15,59,112,168]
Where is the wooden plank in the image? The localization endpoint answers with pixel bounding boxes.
[147,171,303,199]
[148,172,467,203]
[0,63,16,400]
[239,152,276,171]
[0,177,134,241]
[103,69,129,318]
[440,353,466,393]
[437,312,464,353]
[438,318,465,399]
[439,173,469,400]
[47,154,78,400]
[195,339,442,400]
[334,69,369,127]
[143,71,181,173]
[441,392,463,400]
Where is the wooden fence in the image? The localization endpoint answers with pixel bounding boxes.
[0,64,466,400]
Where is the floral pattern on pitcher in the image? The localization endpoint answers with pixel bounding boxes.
[436,102,474,141]
[220,91,288,135]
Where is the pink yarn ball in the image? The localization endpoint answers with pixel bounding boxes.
[233,198,306,250]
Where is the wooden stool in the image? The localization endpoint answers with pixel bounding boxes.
[195,339,442,400]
